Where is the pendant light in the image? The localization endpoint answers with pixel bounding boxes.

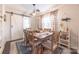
[31,4,40,16]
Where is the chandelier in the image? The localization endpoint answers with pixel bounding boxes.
[31,4,40,16]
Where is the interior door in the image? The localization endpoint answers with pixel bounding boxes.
[11,14,23,40]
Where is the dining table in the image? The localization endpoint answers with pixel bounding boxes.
[33,31,53,41]
[27,31,53,53]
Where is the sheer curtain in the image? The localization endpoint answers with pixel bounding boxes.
[42,14,54,30]
[23,17,30,29]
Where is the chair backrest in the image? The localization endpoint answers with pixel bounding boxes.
[27,31,35,43]
[51,31,60,50]
[53,31,60,44]
[43,28,51,32]
[23,30,29,44]
[60,32,68,39]
[38,28,42,30]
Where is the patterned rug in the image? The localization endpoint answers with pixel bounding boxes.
[3,41,78,54]
[53,47,63,54]
[16,41,64,54]
[16,41,32,54]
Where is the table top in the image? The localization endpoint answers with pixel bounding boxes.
[33,32,53,39]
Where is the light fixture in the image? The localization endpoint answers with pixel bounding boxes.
[62,17,71,22]
[31,4,40,16]
[62,17,71,32]
[0,14,6,22]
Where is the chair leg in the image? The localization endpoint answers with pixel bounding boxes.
[32,46,37,54]
[37,45,43,54]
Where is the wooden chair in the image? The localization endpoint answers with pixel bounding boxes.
[43,28,51,32]
[42,31,60,53]
[23,30,29,46]
[27,32,41,54]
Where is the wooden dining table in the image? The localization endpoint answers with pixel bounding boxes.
[28,31,53,53]
[33,32,53,41]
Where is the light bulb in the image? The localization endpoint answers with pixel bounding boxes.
[32,12,36,16]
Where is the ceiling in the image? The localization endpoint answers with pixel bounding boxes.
[3,4,57,15]
[20,4,56,13]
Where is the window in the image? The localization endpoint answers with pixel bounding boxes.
[23,17,30,29]
[42,14,53,29]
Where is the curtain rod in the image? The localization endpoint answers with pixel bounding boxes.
[5,11,30,17]
[0,11,30,18]
[0,9,30,17]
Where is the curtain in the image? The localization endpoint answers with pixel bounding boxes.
[23,17,30,29]
[42,13,54,30]
[42,10,58,31]
[50,10,58,31]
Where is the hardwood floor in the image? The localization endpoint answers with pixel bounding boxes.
[2,41,10,54]
[2,39,77,54]
[2,39,23,54]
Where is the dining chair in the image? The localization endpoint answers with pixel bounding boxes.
[27,32,41,54]
[42,31,60,54]
[23,30,29,46]
[43,28,51,32]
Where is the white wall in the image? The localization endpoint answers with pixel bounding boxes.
[0,5,24,53]
[3,13,11,41]
[0,20,1,41]
[56,4,79,50]
[0,5,6,53]
[0,12,3,53]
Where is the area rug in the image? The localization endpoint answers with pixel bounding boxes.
[16,41,64,54]
[53,47,63,54]
[16,41,32,54]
